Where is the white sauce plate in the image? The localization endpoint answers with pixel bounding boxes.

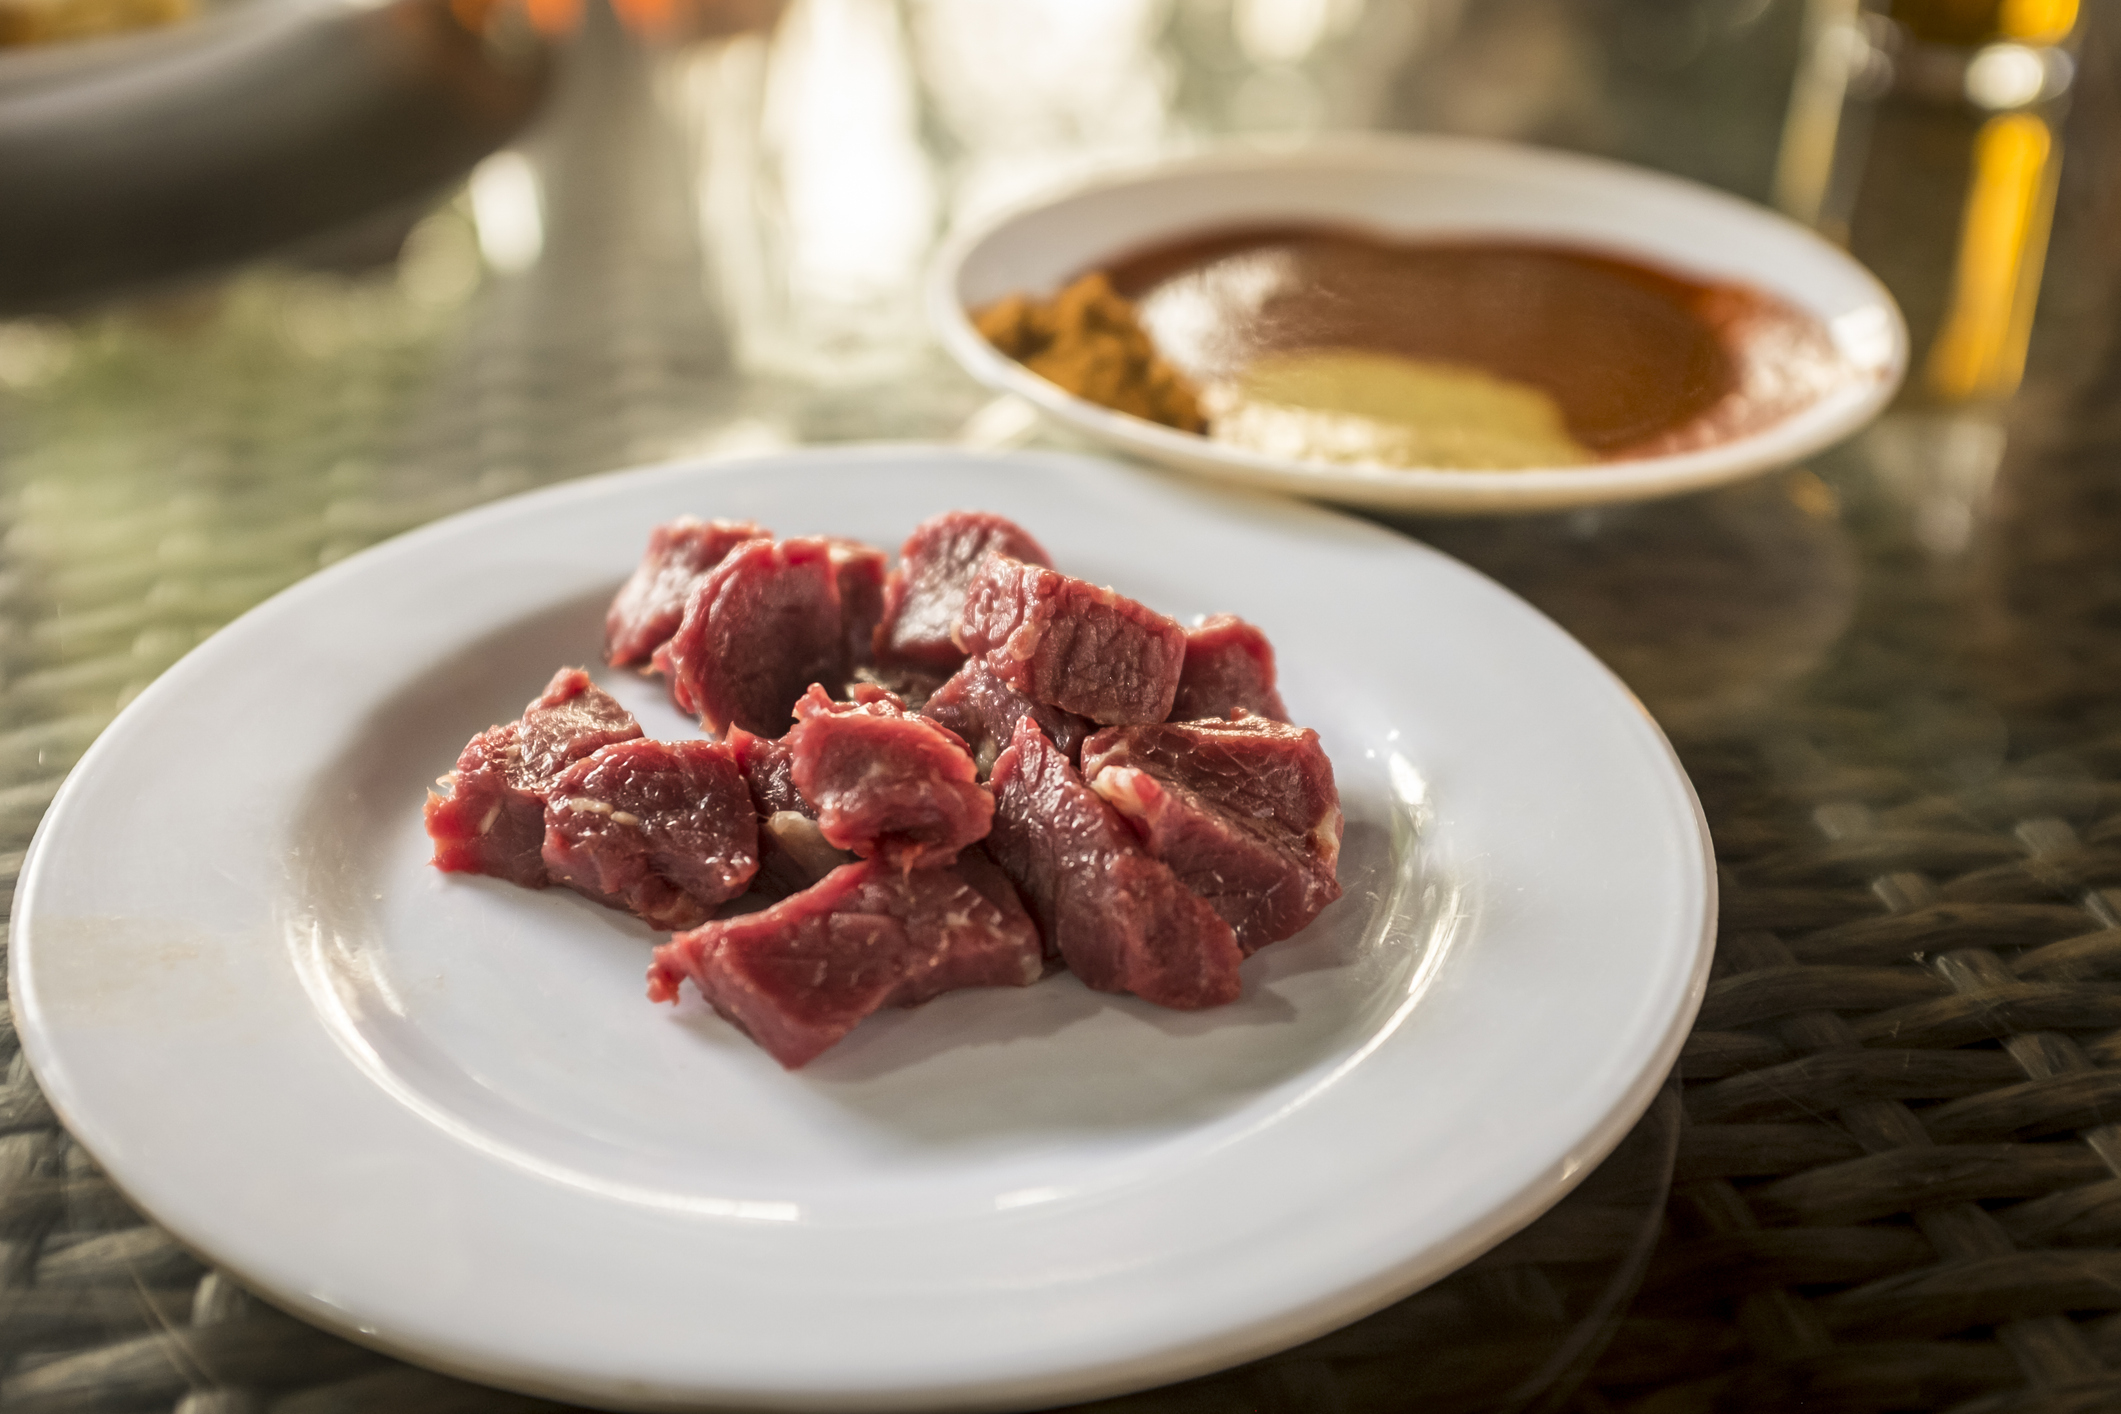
[931,135,1907,515]
[11,447,1713,1411]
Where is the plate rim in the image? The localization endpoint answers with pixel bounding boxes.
[8,444,1718,1410]
[926,131,1908,514]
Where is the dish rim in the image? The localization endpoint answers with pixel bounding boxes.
[8,445,1719,1410]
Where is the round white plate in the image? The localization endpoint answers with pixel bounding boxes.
[11,447,1713,1411]
[931,134,1907,515]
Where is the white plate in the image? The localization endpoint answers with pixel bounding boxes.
[931,135,1907,515]
[11,447,1713,1411]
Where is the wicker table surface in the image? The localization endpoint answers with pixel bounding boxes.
[6,4,2121,1412]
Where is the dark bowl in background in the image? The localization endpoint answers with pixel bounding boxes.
[0,0,552,313]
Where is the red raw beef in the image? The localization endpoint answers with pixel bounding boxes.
[920,657,1091,776]
[604,519,769,668]
[829,539,888,674]
[985,717,1241,1009]
[955,555,1187,725]
[663,536,844,736]
[727,724,852,895]
[542,738,760,930]
[1169,615,1290,723]
[850,665,948,711]
[787,685,991,867]
[1080,716,1343,952]
[800,681,910,720]
[727,724,803,816]
[1081,716,1341,863]
[425,669,642,888]
[646,851,1042,1068]
[875,511,1051,671]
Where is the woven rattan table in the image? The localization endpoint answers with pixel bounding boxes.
[6,2,2121,1411]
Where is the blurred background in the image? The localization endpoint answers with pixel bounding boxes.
[2,0,2107,518]
[1,0,2109,740]
[4,6,2121,1413]
[0,0,2107,812]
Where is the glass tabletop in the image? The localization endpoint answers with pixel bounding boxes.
[2,1,2119,1410]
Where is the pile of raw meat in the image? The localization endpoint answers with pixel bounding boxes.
[424,510,1343,1068]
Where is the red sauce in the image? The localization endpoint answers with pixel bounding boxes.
[1102,226,1847,460]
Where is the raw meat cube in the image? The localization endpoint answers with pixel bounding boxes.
[1081,716,1343,952]
[985,717,1241,1009]
[646,852,1042,1068]
[955,555,1187,725]
[920,656,1091,776]
[875,511,1052,671]
[1081,716,1342,867]
[424,668,642,888]
[829,539,888,673]
[542,738,760,930]
[663,536,844,736]
[1086,765,1338,951]
[604,518,769,667]
[726,724,804,816]
[727,724,852,895]
[1169,615,1290,723]
[788,685,991,868]
[892,846,1038,1004]
[647,637,678,687]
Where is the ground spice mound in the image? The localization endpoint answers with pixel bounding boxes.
[974,273,1206,433]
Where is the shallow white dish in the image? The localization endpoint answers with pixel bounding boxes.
[931,134,1907,515]
[12,447,1713,1411]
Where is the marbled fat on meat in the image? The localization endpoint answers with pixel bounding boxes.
[604,519,769,667]
[1086,767,1337,952]
[1081,715,1342,952]
[919,656,1091,777]
[954,555,1187,725]
[542,738,760,930]
[875,511,1051,671]
[1169,615,1290,723]
[424,668,642,888]
[1082,715,1341,862]
[985,717,1241,1008]
[645,852,1042,1068]
[662,536,844,736]
[787,685,991,867]
[435,514,1349,1067]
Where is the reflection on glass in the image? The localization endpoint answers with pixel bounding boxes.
[1774,0,1894,236]
[1894,0,2077,45]
[1924,110,2057,399]
[666,0,1449,382]
[909,0,1175,221]
[0,0,188,46]
[670,0,936,378]
[1778,0,2080,408]
[468,150,548,276]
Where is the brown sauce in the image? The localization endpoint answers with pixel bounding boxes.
[1102,226,1846,461]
